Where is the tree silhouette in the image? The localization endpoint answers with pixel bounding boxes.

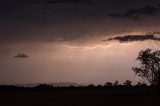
[123,80,132,86]
[113,80,119,86]
[136,82,147,87]
[132,48,160,86]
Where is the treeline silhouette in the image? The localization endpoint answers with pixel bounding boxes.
[0,80,153,93]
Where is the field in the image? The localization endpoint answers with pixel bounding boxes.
[0,88,159,106]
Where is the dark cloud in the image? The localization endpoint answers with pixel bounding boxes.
[14,53,28,58]
[1,0,160,44]
[109,5,160,20]
[1,0,160,19]
[105,35,160,42]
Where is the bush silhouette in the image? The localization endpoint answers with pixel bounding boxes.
[35,84,53,90]
[105,82,113,87]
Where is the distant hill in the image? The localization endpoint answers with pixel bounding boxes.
[15,82,79,87]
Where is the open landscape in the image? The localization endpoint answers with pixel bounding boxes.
[1,0,160,105]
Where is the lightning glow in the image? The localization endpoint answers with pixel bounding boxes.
[64,42,134,51]
[151,40,160,49]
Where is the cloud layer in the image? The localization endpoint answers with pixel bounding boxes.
[1,0,160,44]
[106,35,160,42]
[109,5,160,20]
[46,0,92,4]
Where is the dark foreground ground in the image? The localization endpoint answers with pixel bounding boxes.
[0,87,159,106]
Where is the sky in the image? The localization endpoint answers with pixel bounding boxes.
[1,0,160,85]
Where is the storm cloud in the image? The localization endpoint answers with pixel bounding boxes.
[109,5,160,20]
[1,0,160,43]
[106,35,160,42]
